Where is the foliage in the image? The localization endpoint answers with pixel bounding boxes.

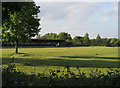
[36,33,58,40]
[72,36,83,46]
[36,32,120,47]
[58,32,72,40]
[83,33,90,46]
[2,63,120,87]
[96,34,101,46]
[2,2,40,53]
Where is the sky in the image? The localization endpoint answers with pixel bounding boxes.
[34,2,118,39]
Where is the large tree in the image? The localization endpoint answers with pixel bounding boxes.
[2,2,40,53]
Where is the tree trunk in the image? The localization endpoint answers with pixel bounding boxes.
[15,41,18,53]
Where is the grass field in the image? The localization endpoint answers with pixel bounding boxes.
[2,47,120,77]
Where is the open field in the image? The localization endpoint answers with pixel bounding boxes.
[2,47,120,77]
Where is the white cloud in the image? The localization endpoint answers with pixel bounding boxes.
[100,5,118,22]
[36,2,118,38]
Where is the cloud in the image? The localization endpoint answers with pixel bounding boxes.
[100,3,118,21]
[35,2,118,38]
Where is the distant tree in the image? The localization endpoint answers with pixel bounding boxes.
[96,34,101,46]
[39,36,47,40]
[68,34,72,40]
[65,39,73,47]
[110,38,118,47]
[72,36,83,46]
[114,40,118,46]
[90,39,96,46]
[58,32,72,40]
[51,33,58,40]
[36,33,58,40]
[2,2,40,53]
[101,38,110,46]
[83,33,90,46]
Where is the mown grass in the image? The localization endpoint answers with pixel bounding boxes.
[2,47,120,77]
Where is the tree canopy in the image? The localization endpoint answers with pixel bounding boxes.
[96,34,101,46]
[58,32,72,40]
[2,2,41,53]
[83,33,90,46]
[72,36,83,46]
[36,33,58,40]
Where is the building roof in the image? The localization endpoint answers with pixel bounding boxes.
[31,39,65,42]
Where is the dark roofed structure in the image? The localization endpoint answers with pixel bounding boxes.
[2,39,66,47]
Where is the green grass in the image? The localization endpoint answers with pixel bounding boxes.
[2,47,120,77]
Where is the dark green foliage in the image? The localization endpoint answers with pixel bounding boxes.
[72,36,83,46]
[65,39,73,46]
[96,34,101,46]
[2,64,120,87]
[100,38,110,46]
[2,2,40,42]
[83,33,90,46]
[36,33,58,40]
[109,38,118,47]
[2,2,40,53]
[36,32,120,47]
[58,32,72,40]
[36,32,72,41]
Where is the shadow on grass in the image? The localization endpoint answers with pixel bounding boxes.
[59,56,120,59]
[2,57,120,68]
[9,52,30,57]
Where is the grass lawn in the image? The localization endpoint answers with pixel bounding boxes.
[2,47,120,77]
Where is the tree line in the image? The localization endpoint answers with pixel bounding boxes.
[36,32,120,47]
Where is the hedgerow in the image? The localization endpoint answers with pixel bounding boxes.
[2,63,120,87]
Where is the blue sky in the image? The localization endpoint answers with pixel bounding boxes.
[35,2,118,39]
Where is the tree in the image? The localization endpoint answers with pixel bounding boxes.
[51,33,58,40]
[83,33,90,46]
[114,40,118,47]
[110,38,117,47]
[65,39,73,47]
[2,2,40,53]
[44,33,58,40]
[72,36,83,46]
[90,39,96,46]
[100,38,110,46]
[96,34,101,46]
[58,32,72,40]
[36,33,58,40]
